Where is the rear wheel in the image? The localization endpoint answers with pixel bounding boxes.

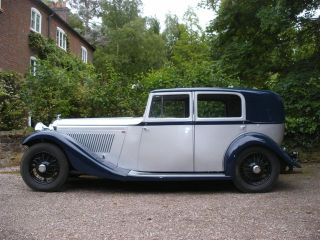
[20,143,69,192]
[233,147,280,193]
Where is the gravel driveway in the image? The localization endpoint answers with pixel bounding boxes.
[0,164,319,240]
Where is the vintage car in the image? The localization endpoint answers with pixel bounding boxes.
[20,88,300,193]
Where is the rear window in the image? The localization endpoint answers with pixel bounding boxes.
[197,94,242,118]
[149,94,190,118]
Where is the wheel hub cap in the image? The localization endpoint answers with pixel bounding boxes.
[252,165,261,174]
[38,164,47,173]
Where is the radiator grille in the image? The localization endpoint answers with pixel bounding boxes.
[63,131,115,153]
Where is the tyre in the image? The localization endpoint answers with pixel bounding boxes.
[20,143,69,192]
[233,147,280,193]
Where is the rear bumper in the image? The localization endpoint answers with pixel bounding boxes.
[288,151,301,168]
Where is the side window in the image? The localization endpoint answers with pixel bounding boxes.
[149,95,190,118]
[197,94,242,118]
[30,8,42,33]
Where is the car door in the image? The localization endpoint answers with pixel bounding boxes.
[138,92,194,172]
[194,92,246,172]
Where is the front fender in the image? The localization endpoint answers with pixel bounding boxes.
[22,131,129,179]
[224,132,301,176]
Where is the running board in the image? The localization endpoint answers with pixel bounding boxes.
[128,171,231,179]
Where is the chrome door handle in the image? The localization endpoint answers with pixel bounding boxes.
[240,125,246,130]
[142,126,149,131]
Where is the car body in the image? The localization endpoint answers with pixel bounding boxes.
[20,88,300,192]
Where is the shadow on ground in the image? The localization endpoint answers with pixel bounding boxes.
[64,174,299,194]
[65,176,238,194]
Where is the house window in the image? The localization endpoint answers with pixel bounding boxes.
[30,56,37,76]
[81,46,87,63]
[56,27,67,51]
[30,8,42,33]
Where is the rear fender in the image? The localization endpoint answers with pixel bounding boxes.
[224,132,300,176]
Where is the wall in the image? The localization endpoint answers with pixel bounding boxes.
[0,131,26,168]
[0,0,94,75]
[0,0,36,73]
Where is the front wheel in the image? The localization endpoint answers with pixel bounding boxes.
[20,143,69,192]
[233,147,280,193]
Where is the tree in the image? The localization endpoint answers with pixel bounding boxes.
[162,14,182,59]
[146,17,161,35]
[68,0,100,36]
[0,72,27,130]
[67,11,86,35]
[95,18,166,78]
[205,0,320,147]
[100,0,142,30]
[95,0,165,78]
[183,7,202,34]
[206,0,320,87]
[141,8,239,93]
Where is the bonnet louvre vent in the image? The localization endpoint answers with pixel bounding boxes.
[65,131,115,153]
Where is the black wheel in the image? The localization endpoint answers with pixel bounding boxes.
[20,143,69,192]
[233,147,280,193]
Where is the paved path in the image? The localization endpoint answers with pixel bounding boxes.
[0,164,319,240]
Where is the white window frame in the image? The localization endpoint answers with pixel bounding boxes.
[30,56,37,76]
[81,46,88,63]
[195,92,246,121]
[30,8,42,33]
[56,27,67,51]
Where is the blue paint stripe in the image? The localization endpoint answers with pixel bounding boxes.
[139,121,283,126]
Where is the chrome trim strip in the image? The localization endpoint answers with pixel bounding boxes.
[128,170,227,178]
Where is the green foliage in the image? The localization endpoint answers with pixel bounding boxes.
[146,17,161,35]
[141,11,240,92]
[29,32,59,58]
[206,0,320,87]
[162,14,183,59]
[88,61,146,117]
[0,72,27,130]
[205,0,320,147]
[25,33,97,125]
[272,67,320,148]
[96,0,165,78]
[95,18,166,77]
[93,0,166,116]
[67,12,86,35]
[68,0,100,34]
[100,0,142,30]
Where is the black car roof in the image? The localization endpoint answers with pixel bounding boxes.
[150,87,285,124]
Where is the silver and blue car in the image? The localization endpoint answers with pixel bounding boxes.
[20,88,300,192]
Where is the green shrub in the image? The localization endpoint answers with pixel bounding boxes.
[0,72,27,130]
[24,33,97,125]
[272,68,320,148]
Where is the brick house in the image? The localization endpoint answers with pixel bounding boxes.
[0,0,95,75]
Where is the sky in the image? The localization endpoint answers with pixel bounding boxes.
[141,0,215,31]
